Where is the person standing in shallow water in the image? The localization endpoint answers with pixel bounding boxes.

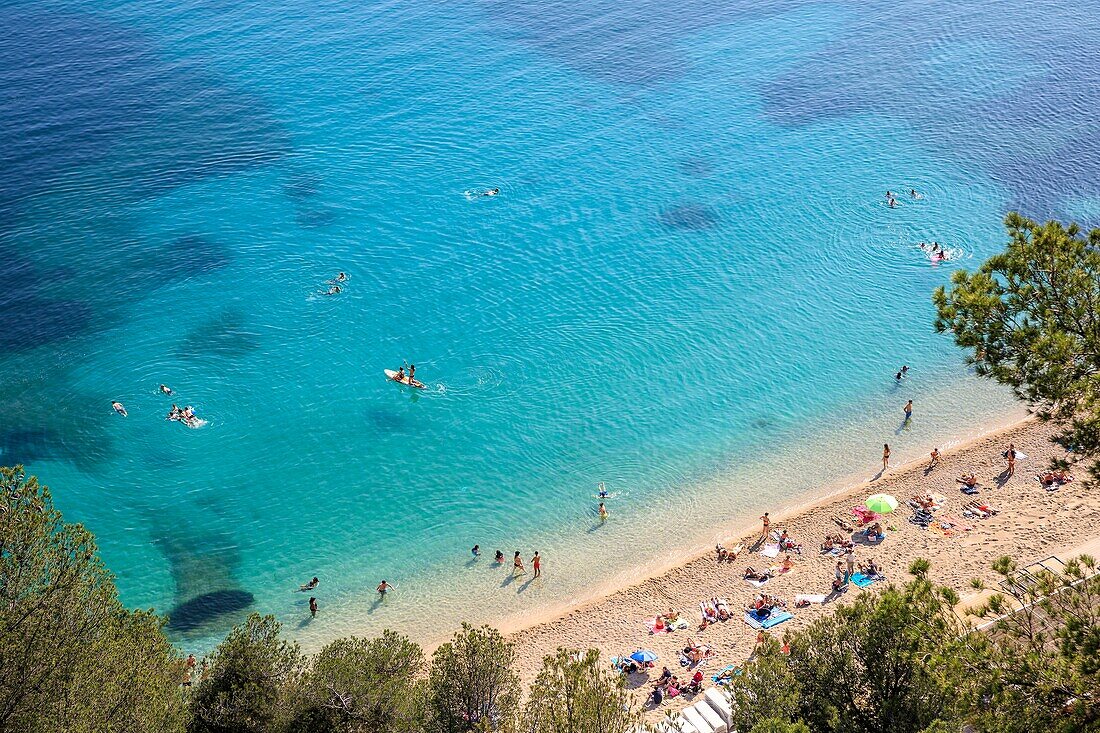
[882,444,891,472]
[759,512,770,539]
[532,551,541,578]
[309,596,318,618]
[903,400,913,421]
[513,551,525,577]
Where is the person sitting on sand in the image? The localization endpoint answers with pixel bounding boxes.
[701,605,718,625]
[664,608,680,623]
[955,472,977,489]
[864,522,884,541]
[821,535,835,552]
[778,530,803,555]
[929,447,941,468]
[715,544,728,562]
[649,685,664,706]
[833,561,847,591]
[781,554,795,572]
[863,558,881,576]
[299,576,319,591]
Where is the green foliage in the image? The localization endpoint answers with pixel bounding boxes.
[965,554,1100,732]
[933,213,1100,473]
[749,720,812,733]
[427,623,521,733]
[287,631,425,733]
[908,557,931,577]
[188,614,304,733]
[726,638,801,732]
[521,648,639,733]
[785,577,970,733]
[0,465,188,733]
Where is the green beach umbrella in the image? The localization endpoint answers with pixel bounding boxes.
[865,494,898,514]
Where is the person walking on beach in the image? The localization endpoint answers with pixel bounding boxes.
[309,596,318,618]
[513,551,525,577]
[844,549,855,583]
[903,400,913,421]
[760,512,771,539]
[532,551,541,578]
[1005,443,1017,476]
[882,444,891,472]
[929,447,940,469]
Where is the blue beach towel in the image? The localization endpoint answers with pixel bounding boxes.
[850,572,883,588]
[744,610,794,630]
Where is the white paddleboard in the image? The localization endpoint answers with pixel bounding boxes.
[384,369,426,389]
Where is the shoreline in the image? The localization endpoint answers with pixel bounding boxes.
[490,411,1035,643]
[502,414,1099,702]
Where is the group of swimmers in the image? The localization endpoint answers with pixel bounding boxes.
[885,189,922,208]
[323,272,347,296]
[110,383,201,426]
[918,241,952,261]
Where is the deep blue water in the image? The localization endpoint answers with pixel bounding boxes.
[2,0,1097,649]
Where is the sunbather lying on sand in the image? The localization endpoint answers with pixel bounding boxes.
[743,566,772,581]
[716,544,728,561]
[1038,469,1073,487]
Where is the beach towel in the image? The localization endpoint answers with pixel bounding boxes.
[795,594,827,604]
[744,576,770,588]
[850,572,882,588]
[711,664,741,685]
[744,610,794,630]
[759,544,781,558]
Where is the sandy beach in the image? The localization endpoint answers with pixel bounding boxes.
[505,416,1099,716]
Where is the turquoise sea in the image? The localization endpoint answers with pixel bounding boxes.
[3,0,1099,651]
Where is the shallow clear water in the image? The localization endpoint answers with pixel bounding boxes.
[2,0,1097,650]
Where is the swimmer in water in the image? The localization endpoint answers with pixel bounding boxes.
[159,384,172,396]
[300,576,319,591]
[598,482,608,498]
[111,401,127,417]
[471,545,480,557]
[910,188,922,199]
[598,502,609,520]
[326,285,341,295]
[333,272,348,283]
[494,550,505,563]
[376,580,392,598]
[168,404,181,420]
[485,188,500,196]
[888,197,897,208]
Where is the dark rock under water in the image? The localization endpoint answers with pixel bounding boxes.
[167,589,255,632]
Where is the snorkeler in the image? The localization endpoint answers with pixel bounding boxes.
[111,401,127,417]
[159,384,173,396]
[485,188,500,196]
